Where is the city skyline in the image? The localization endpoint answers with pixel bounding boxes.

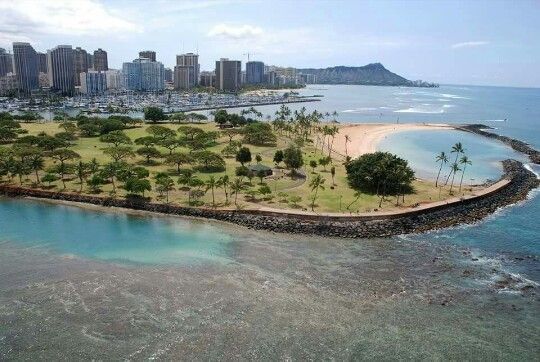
[0,0,539,88]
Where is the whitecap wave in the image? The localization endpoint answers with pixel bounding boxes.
[478,119,507,122]
[341,107,378,113]
[394,107,445,114]
[439,93,470,99]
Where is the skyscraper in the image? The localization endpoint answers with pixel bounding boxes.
[164,68,173,83]
[37,52,48,73]
[105,69,122,89]
[73,47,89,86]
[215,58,241,92]
[173,66,191,90]
[139,50,156,62]
[176,53,199,87]
[93,48,108,71]
[47,45,75,96]
[80,71,107,95]
[246,61,265,84]
[0,48,13,77]
[12,42,39,95]
[86,53,94,70]
[122,58,164,91]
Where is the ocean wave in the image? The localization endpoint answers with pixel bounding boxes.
[394,107,445,114]
[341,107,379,113]
[478,119,507,122]
[439,93,470,99]
[524,164,540,179]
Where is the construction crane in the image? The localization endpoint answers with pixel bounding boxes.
[242,52,258,62]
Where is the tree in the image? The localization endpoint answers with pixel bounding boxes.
[213,109,229,126]
[103,146,135,162]
[124,178,151,197]
[159,137,181,154]
[144,107,166,123]
[242,122,277,146]
[12,160,31,185]
[42,173,59,186]
[445,142,465,185]
[273,150,284,166]
[435,151,448,187]
[205,176,219,207]
[49,149,80,167]
[192,150,225,172]
[345,152,415,198]
[165,152,192,173]
[255,154,262,164]
[309,174,326,211]
[217,175,230,204]
[178,172,202,205]
[318,156,331,171]
[235,146,252,166]
[256,169,267,184]
[330,166,336,185]
[309,160,317,173]
[155,174,175,203]
[283,146,304,177]
[99,161,125,192]
[25,151,44,183]
[87,174,105,193]
[48,163,74,189]
[289,195,302,207]
[136,146,162,164]
[448,162,461,195]
[134,136,157,147]
[146,125,176,142]
[458,156,472,192]
[344,134,351,157]
[230,177,244,206]
[258,185,272,200]
[99,130,132,147]
[75,161,91,192]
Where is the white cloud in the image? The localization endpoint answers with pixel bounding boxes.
[451,41,489,49]
[0,0,139,45]
[207,24,263,39]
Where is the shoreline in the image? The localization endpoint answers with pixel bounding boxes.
[0,160,537,238]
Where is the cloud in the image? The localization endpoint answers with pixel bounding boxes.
[0,0,139,45]
[207,24,263,39]
[451,41,489,49]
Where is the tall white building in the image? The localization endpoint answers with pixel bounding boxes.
[105,69,122,89]
[47,45,75,95]
[122,58,164,91]
[80,71,106,95]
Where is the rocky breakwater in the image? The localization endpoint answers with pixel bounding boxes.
[458,124,540,164]
[0,161,538,238]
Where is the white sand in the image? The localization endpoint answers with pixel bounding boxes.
[332,123,454,158]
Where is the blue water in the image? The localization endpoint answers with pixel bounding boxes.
[0,198,232,265]
[0,84,538,273]
[378,129,528,182]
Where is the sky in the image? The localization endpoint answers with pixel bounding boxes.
[0,0,539,88]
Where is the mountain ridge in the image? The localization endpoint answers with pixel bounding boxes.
[298,63,438,87]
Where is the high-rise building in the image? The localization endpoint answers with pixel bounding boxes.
[164,67,173,83]
[199,71,215,87]
[37,52,48,73]
[139,50,156,62]
[173,65,191,90]
[105,69,122,89]
[246,61,265,84]
[47,45,75,95]
[176,53,199,87]
[93,48,108,71]
[0,74,18,96]
[73,47,88,86]
[13,42,39,95]
[80,71,107,95]
[215,58,241,92]
[122,58,164,91]
[0,48,13,77]
[86,53,94,70]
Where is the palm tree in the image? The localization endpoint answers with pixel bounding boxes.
[309,174,326,211]
[435,151,448,187]
[344,134,351,157]
[155,175,175,203]
[75,161,90,192]
[445,142,464,185]
[205,176,218,207]
[217,175,230,204]
[230,177,244,206]
[327,125,339,158]
[449,162,461,194]
[458,156,472,192]
[27,153,44,184]
[178,172,199,205]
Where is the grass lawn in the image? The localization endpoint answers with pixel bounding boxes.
[14,121,477,213]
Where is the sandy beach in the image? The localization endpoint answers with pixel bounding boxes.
[332,123,455,158]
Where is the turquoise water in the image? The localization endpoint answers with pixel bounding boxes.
[378,128,528,182]
[0,198,232,265]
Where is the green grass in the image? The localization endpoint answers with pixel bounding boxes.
[15,122,476,213]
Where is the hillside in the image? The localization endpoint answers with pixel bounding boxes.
[298,63,438,87]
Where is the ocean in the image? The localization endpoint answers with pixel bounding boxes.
[0,84,538,359]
